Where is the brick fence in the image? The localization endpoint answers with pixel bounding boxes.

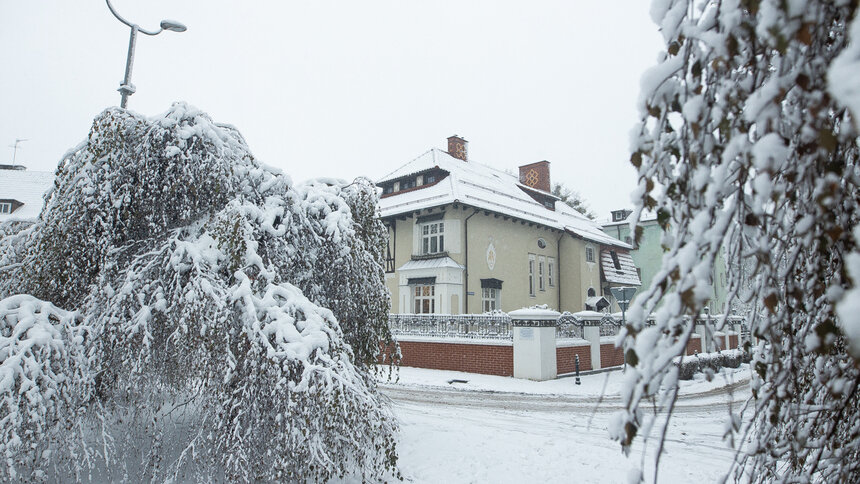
[396,339,513,376]
[557,343,592,373]
[600,342,626,368]
[388,313,746,379]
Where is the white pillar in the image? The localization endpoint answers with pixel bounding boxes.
[695,323,712,353]
[583,324,602,370]
[510,308,559,381]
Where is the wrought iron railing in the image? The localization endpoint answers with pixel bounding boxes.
[389,313,513,339]
[556,312,584,339]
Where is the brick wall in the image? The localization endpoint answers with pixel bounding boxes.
[396,340,513,376]
[729,334,738,349]
[557,345,592,373]
[686,336,702,355]
[600,343,625,368]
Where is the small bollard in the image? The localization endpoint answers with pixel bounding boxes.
[575,355,581,385]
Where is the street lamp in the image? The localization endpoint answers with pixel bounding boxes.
[105,0,187,108]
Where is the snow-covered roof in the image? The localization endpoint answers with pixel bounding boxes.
[600,249,641,286]
[397,256,465,272]
[599,210,658,227]
[585,296,610,307]
[378,149,629,248]
[0,168,54,222]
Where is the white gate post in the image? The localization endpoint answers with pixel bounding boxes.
[510,308,559,381]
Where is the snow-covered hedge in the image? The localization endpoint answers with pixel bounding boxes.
[676,349,751,381]
[0,104,398,482]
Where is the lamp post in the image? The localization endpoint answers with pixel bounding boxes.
[105,0,187,108]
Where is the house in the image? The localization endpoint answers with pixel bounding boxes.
[601,209,729,313]
[0,165,54,223]
[377,136,640,315]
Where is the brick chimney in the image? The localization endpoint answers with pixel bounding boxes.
[447,135,468,161]
[518,161,551,193]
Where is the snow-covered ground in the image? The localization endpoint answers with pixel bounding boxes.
[377,366,751,483]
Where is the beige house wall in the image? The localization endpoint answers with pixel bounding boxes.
[385,203,620,315]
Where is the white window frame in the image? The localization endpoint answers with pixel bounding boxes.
[585,246,595,263]
[548,257,555,287]
[421,221,445,255]
[538,256,546,291]
[413,284,435,314]
[0,202,11,214]
[482,287,500,313]
[528,254,536,297]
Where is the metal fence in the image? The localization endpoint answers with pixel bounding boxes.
[389,313,513,339]
[556,313,584,339]
[387,312,740,341]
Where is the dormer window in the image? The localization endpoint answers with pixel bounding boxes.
[0,202,11,214]
[382,184,394,195]
[611,209,632,222]
[425,174,436,184]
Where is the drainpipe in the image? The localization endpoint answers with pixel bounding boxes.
[463,208,480,314]
[556,231,564,312]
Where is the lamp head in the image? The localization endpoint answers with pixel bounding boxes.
[160,20,187,32]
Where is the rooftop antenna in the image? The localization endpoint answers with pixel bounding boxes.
[9,138,27,165]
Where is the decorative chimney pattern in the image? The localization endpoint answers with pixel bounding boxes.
[518,161,551,193]
[447,135,468,161]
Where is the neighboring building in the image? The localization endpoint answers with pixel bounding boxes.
[601,209,729,313]
[0,165,54,223]
[377,136,640,315]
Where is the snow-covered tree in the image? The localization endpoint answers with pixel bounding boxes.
[0,103,398,481]
[551,182,595,219]
[616,1,860,482]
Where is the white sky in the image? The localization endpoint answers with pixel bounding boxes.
[0,1,664,219]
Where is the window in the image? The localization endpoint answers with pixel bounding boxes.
[413,284,435,313]
[382,184,393,195]
[538,256,546,291]
[587,287,596,297]
[528,254,536,296]
[0,202,11,214]
[610,250,621,270]
[421,221,445,254]
[425,174,436,184]
[401,178,416,190]
[585,246,595,263]
[548,257,556,287]
[482,288,500,312]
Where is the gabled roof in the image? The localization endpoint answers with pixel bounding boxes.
[378,148,630,248]
[0,169,54,222]
[600,249,641,286]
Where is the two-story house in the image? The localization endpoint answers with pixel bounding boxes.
[378,136,640,315]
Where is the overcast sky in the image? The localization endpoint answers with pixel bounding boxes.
[0,1,664,220]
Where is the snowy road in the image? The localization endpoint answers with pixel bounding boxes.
[381,369,749,483]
